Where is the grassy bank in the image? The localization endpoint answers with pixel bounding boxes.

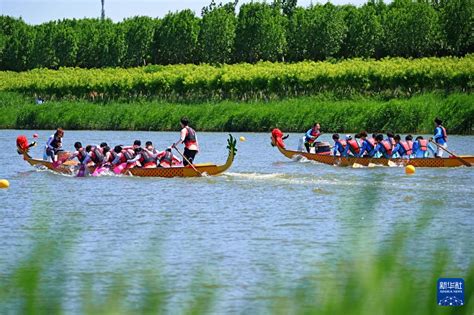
[1,57,472,102]
[1,92,473,134]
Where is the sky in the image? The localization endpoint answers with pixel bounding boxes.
[1,0,368,25]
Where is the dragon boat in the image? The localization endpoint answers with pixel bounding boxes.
[17,134,237,177]
[271,130,474,168]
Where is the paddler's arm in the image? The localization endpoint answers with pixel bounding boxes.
[127,154,141,163]
[173,129,187,147]
[111,155,121,165]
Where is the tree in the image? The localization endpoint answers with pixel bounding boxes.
[439,0,473,55]
[199,1,237,63]
[121,16,157,67]
[234,2,287,63]
[154,10,200,65]
[306,3,347,60]
[382,1,441,57]
[286,7,311,61]
[54,21,79,67]
[340,4,382,58]
[1,18,35,71]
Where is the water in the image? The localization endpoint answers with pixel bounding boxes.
[1,130,473,313]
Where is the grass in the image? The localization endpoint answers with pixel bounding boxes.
[1,92,473,134]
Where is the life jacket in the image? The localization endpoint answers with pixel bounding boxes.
[368,138,376,147]
[438,126,448,141]
[119,150,134,164]
[107,151,118,163]
[140,150,156,167]
[418,139,428,151]
[381,140,392,155]
[337,140,347,153]
[90,147,104,164]
[400,141,412,156]
[49,135,61,149]
[184,127,197,147]
[77,149,87,163]
[306,129,321,143]
[347,139,360,154]
[160,151,174,165]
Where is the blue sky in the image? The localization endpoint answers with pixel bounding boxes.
[2,0,368,24]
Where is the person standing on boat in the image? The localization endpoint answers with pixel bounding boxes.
[332,134,347,157]
[356,131,375,157]
[304,123,321,153]
[431,118,448,157]
[173,117,199,166]
[44,128,64,164]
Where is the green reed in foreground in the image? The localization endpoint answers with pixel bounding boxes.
[1,92,473,134]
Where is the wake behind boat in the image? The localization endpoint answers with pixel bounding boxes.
[271,130,474,168]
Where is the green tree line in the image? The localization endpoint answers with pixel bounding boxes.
[0,0,472,71]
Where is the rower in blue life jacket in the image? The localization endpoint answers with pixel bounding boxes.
[412,136,429,158]
[391,135,411,158]
[355,131,375,157]
[374,134,392,158]
[332,134,347,157]
[431,117,448,157]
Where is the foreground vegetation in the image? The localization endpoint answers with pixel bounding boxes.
[1,0,472,71]
[1,92,473,133]
[0,57,472,102]
[0,206,472,314]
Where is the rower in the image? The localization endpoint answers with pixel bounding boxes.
[374,134,392,158]
[102,145,117,167]
[332,134,347,157]
[391,135,410,158]
[431,117,448,157]
[157,147,181,168]
[344,135,360,156]
[68,142,90,165]
[86,145,105,167]
[405,135,414,158]
[413,136,429,158]
[129,141,158,168]
[304,123,321,153]
[386,132,395,146]
[44,128,64,164]
[356,131,375,157]
[173,117,199,166]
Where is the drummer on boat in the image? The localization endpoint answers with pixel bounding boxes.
[304,123,321,153]
[173,117,199,166]
[44,128,64,165]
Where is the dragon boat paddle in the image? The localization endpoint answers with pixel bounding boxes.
[172,145,202,176]
[429,140,471,167]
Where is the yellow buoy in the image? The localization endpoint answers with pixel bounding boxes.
[405,165,416,175]
[239,136,246,142]
[0,179,10,189]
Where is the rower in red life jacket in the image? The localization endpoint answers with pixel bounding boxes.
[68,142,91,165]
[304,123,321,153]
[391,135,412,158]
[386,132,395,146]
[157,147,182,168]
[343,135,360,156]
[374,134,392,158]
[127,141,159,168]
[413,136,429,158]
[85,145,105,167]
[102,145,117,167]
[173,117,199,166]
[356,131,376,157]
[111,145,136,166]
[332,134,348,157]
[431,117,448,157]
[405,135,414,158]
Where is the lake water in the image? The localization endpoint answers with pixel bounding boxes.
[1,130,473,313]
